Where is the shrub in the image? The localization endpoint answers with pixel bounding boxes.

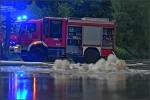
[115,46,130,59]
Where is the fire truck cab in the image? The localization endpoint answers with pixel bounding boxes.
[9,17,116,63]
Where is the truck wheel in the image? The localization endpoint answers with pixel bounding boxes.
[84,49,100,64]
[30,48,45,62]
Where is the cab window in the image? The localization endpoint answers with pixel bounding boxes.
[22,23,36,33]
[50,20,62,38]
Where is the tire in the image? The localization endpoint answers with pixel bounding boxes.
[84,49,100,64]
[30,48,45,62]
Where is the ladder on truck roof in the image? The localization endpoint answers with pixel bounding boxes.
[81,17,109,21]
[67,17,113,24]
[67,17,82,20]
[43,17,110,22]
[67,17,109,21]
[67,17,110,22]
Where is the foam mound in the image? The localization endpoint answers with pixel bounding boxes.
[53,59,70,70]
[53,53,127,72]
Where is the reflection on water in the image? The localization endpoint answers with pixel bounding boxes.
[7,73,32,99]
[33,74,36,100]
[15,75,28,99]
[0,72,149,100]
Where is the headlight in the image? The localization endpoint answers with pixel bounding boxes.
[10,40,16,46]
[14,46,19,49]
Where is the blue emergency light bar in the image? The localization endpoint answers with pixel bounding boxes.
[17,15,27,20]
[17,16,21,20]
[23,15,27,19]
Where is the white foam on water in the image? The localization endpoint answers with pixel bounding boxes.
[52,53,149,75]
[1,54,149,75]
[53,53,127,72]
[52,59,70,71]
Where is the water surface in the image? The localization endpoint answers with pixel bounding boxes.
[0,71,149,100]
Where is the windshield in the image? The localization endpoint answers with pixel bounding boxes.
[11,22,21,34]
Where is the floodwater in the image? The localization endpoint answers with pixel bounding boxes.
[0,67,149,100]
[0,54,149,100]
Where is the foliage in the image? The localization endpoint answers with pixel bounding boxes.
[115,46,131,60]
[68,0,114,19]
[24,0,114,19]
[58,3,74,17]
[112,0,149,59]
[1,1,32,10]
[115,47,149,60]
[23,1,42,19]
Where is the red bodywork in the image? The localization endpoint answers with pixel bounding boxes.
[10,20,42,46]
[9,17,116,60]
[67,19,116,57]
[20,20,41,46]
[42,17,67,47]
[10,34,20,44]
[10,18,67,48]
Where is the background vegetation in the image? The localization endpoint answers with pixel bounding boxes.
[1,0,149,60]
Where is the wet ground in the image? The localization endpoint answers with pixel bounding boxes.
[0,59,149,100]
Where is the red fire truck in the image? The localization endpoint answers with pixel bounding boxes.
[9,17,116,63]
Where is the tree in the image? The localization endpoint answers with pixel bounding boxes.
[68,0,114,19]
[23,1,42,19]
[1,1,32,10]
[112,0,149,59]
[35,1,58,17]
[58,3,74,17]
[34,0,114,19]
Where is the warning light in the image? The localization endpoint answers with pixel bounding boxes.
[22,15,27,19]
[17,15,27,20]
[17,16,21,20]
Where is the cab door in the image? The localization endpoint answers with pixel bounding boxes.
[49,20,66,47]
[42,18,67,57]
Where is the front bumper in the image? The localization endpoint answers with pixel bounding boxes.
[9,45,21,53]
